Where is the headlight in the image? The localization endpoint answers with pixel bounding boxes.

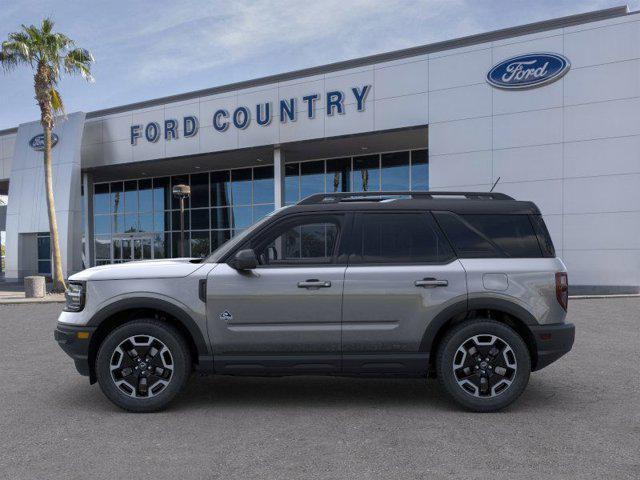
[64,282,86,312]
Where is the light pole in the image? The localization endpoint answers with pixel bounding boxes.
[172,184,191,257]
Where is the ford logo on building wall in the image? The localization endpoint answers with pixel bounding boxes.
[29,133,59,151]
[487,53,570,90]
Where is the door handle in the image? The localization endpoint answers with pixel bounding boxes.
[415,278,448,288]
[297,279,332,289]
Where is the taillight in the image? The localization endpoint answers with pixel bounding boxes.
[555,272,568,311]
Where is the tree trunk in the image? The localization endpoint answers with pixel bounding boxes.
[35,65,66,292]
[43,123,66,292]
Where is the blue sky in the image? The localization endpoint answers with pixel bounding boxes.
[0,0,637,130]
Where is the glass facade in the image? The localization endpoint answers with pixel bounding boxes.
[284,149,428,204]
[93,166,274,264]
[91,148,428,264]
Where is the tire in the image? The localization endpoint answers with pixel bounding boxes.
[436,319,531,412]
[96,320,191,412]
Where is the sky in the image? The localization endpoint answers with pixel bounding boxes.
[0,0,638,130]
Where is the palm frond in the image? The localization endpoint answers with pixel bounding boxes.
[64,47,94,82]
[41,17,54,35]
[50,87,64,114]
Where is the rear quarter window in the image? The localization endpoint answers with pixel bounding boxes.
[434,212,544,258]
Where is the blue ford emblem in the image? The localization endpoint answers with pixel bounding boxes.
[487,53,570,90]
[29,133,59,151]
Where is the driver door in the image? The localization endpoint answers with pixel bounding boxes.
[206,213,348,374]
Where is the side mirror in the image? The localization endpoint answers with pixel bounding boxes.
[231,249,257,270]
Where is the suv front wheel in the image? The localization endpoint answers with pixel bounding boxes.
[437,319,531,412]
[96,320,191,412]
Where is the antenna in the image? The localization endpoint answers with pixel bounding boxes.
[489,176,501,193]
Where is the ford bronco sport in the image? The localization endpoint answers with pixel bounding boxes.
[55,191,574,412]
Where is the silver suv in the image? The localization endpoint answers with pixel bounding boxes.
[55,191,574,412]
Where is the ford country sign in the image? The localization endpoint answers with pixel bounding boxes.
[29,133,59,151]
[487,53,570,90]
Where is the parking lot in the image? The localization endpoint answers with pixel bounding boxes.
[0,298,639,479]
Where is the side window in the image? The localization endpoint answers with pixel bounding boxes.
[434,212,543,258]
[252,216,341,266]
[353,212,454,264]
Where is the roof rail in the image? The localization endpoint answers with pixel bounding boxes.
[297,191,514,205]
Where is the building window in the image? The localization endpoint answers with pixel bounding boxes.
[37,232,51,275]
[93,164,275,264]
[284,148,428,204]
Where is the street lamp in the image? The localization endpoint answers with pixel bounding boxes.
[172,184,191,257]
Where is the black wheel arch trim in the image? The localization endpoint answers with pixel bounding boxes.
[87,297,210,356]
[419,296,537,354]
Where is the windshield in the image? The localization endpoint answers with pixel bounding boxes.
[205,207,288,263]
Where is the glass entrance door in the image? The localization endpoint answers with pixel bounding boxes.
[113,234,154,262]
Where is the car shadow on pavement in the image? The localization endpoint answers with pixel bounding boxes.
[53,372,570,414]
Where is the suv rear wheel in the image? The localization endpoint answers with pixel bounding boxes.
[96,320,191,412]
[436,319,531,412]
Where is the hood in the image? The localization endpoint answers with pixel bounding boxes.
[69,258,207,281]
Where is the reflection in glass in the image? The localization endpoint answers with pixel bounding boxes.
[253,204,274,222]
[139,214,153,232]
[138,179,153,212]
[212,230,231,251]
[153,177,170,212]
[190,173,209,208]
[190,231,210,258]
[94,215,111,235]
[124,180,138,213]
[381,151,410,191]
[284,163,299,204]
[211,207,231,229]
[232,168,252,206]
[353,155,380,191]
[153,233,168,259]
[113,238,123,259]
[190,208,209,230]
[411,149,429,191]
[232,205,252,229]
[300,161,324,199]
[111,182,123,215]
[211,171,231,207]
[124,214,138,233]
[153,212,167,232]
[326,158,350,193]
[95,236,110,259]
[171,210,189,231]
[94,184,110,214]
[253,166,274,204]
[112,214,124,234]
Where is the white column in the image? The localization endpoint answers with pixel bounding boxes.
[274,147,286,208]
[82,172,94,268]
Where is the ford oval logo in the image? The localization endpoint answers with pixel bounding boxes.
[487,53,570,90]
[29,133,59,151]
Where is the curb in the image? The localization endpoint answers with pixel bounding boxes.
[0,295,66,305]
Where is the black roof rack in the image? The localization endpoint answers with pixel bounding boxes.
[297,191,514,205]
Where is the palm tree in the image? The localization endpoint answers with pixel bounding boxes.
[0,18,93,292]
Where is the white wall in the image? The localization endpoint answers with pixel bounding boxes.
[80,58,430,168]
[0,133,16,180]
[428,14,640,290]
[4,113,85,279]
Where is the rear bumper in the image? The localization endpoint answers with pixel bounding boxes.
[54,323,96,378]
[530,322,575,371]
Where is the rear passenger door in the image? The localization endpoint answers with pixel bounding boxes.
[341,211,467,374]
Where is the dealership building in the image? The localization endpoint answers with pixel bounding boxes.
[0,5,639,294]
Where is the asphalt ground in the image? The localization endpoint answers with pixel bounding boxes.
[0,299,638,479]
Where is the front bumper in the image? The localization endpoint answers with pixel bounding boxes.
[530,322,575,371]
[54,323,96,378]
